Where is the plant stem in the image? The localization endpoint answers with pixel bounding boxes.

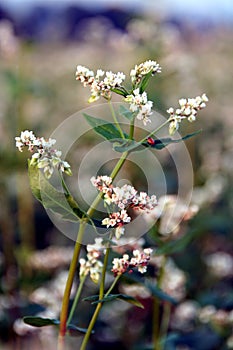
[67,276,86,325]
[139,119,170,144]
[129,119,135,139]
[108,100,125,139]
[99,247,110,298]
[58,221,86,339]
[57,149,129,348]
[80,246,111,350]
[110,151,128,179]
[153,255,167,350]
[153,297,161,350]
[105,274,121,297]
[87,150,128,219]
[159,302,171,350]
[58,106,135,348]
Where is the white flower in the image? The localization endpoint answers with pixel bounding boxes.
[125,89,153,125]
[15,130,72,179]
[76,64,125,102]
[111,248,153,276]
[115,226,125,239]
[92,175,157,239]
[167,94,209,135]
[79,239,104,283]
[130,60,162,85]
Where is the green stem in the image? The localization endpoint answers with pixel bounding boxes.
[87,150,129,219]
[153,297,161,350]
[58,108,136,348]
[80,246,111,350]
[108,100,125,139]
[159,302,171,350]
[99,246,110,298]
[58,222,86,338]
[153,255,167,350]
[139,119,170,144]
[105,274,121,297]
[58,147,130,337]
[80,303,102,350]
[129,119,135,140]
[110,151,128,179]
[67,276,86,325]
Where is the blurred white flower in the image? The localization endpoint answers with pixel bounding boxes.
[198,305,217,323]
[79,238,104,283]
[15,130,72,179]
[205,251,233,278]
[171,300,200,331]
[160,258,187,301]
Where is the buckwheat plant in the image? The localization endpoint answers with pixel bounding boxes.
[15,60,208,350]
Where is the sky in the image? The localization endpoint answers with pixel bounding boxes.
[1,0,233,22]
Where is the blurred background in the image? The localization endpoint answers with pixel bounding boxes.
[0,0,232,349]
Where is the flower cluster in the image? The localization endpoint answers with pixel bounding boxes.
[112,248,153,276]
[198,305,233,328]
[91,175,157,239]
[130,60,162,85]
[79,238,104,283]
[15,130,72,179]
[167,94,209,135]
[125,88,153,125]
[76,65,125,102]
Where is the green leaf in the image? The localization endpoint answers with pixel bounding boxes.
[83,294,99,302]
[112,130,202,153]
[23,316,92,335]
[155,229,196,255]
[143,130,202,150]
[144,280,177,305]
[28,163,85,221]
[84,294,144,308]
[124,275,177,305]
[139,70,153,93]
[28,160,42,202]
[83,113,128,141]
[84,294,144,309]
[66,323,94,336]
[111,87,128,97]
[116,294,144,308]
[23,316,59,327]
[112,139,144,153]
[118,105,135,121]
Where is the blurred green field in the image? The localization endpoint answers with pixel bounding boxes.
[0,12,233,350]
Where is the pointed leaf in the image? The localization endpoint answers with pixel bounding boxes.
[124,275,177,305]
[117,294,144,308]
[111,87,128,97]
[144,280,177,305]
[87,293,144,308]
[83,113,128,141]
[28,163,85,222]
[143,130,202,150]
[112,139,144,153]
[83,295,99,302]
[28,160,42,202]
[118,105,135,121]
[23,316,59,327]
[23,316,93,335]
[155,229,197,255]
[139,70,153,93]
[67,323,94,336]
